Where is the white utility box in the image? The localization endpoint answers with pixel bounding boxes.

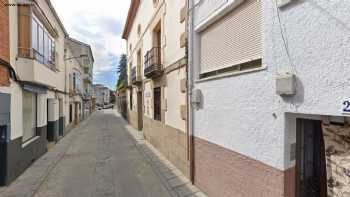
[276,73,296,96]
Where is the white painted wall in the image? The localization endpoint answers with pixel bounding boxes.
[190,0,350,171]
[144,81,153,119]
[47,98,59,122]
[165,67,187,131]
[163,0,186,66]
[0,81,23,140]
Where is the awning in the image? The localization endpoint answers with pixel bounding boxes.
[22,83,48,94]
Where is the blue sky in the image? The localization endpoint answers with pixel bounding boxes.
[51,0,131,90]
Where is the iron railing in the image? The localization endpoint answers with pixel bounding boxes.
[144,47,163,77]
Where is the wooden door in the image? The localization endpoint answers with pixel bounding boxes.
[137,91,143,130]
[153,87,161,121]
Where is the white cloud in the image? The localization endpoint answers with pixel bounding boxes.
[51,0,130,88]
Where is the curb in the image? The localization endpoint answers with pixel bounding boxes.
[118,111,207,197]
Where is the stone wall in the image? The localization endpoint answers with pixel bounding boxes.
[322,123,350,197]
[128,110,139,130]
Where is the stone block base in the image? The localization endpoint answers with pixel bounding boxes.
[143,116,189,177]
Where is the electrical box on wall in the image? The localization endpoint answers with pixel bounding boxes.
[191,89,202,109]
[276,73,296,96]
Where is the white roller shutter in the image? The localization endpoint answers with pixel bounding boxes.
[199,0,262,74]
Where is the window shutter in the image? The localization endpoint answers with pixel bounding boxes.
[18,6,31,58]
[199,0,262,74]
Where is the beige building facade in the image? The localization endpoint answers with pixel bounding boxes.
[122,0,189,177]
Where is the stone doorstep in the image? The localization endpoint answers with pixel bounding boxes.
[122,114,207,197]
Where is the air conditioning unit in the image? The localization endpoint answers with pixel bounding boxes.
[276,73,296,96]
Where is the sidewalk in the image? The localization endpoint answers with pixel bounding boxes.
[0,118,90,197]
[118,112,207,197]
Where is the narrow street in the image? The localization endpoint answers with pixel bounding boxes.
[32,110,172,197]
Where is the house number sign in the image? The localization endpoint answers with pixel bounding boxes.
[342,100,350,114]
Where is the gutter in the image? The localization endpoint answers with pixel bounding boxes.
[187,0,195,184]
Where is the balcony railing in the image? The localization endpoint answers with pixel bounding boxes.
[131,67,142,84]
[18,47,57,71]
[144,47,163,78]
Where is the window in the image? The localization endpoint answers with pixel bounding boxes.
[22,91,37,142]
[69,74,72,91]
[44,32,49,64]
[199,0,262,78]
[153,87,161,121]
[31,18,38,51]
[38,25,44,62]
[73,73,76,91]
[73,72,82,93]
[29,16,56,68]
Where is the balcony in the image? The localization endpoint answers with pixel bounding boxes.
[131,67,142,84]
[144,47,163,78]
[18,48,57,71]
[16,48,62,89]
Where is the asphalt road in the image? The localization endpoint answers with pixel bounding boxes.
[33,110,172,197]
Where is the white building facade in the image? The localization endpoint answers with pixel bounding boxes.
[188,0,350,196]
[0,0,94,186]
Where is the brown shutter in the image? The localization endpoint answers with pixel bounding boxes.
[18,6,31,58]
[0,0,10,62]
[0,0,10,86]
[199,0,262,74]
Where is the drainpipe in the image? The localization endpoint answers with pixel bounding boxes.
[187,0,195,184]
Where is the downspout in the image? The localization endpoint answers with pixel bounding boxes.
[187,0,195,184]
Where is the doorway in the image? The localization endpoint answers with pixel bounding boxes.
[296,119,327,197]
[74,103,79,125]
[69,104,73,123]
[153,87,161,121]
[137,91,143,130]
[0,93,10,186]
[58,99,63,136]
